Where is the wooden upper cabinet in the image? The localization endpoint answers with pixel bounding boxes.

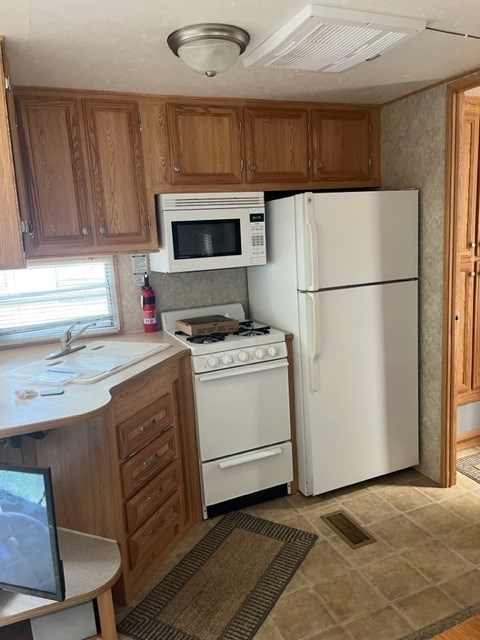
[458,105,480,261]
[166,104,243,184]
[82,99,151,248]
[312,109,371,181]
[455,262,475,397]
[244,107,310,183]
[0,39,24,269]
[16,95,94,256]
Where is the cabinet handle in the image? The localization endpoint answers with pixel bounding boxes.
[455,313,461,323]
[149,519,164,536]
[146,488,163,503]
[470,271,477,277]
[143,451,161,469]
[240,159,244,171]
[160,425,174,436]
[81,227,90,236]
[470,242,477,249]
[99,225,107,235]
[317,162,323,170]
[173,165,181,173]
[250,164,256,171]
[139,417,157,433]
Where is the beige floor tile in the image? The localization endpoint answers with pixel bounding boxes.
[411,478,467,502]
[372,484,433,511]
[271,587,336,640]
[440,569,480,607]
[284,567,309,593]
[330,481,372,500]
[442,492,480,522]
[370,515,430,551]
[254,617,284,640]
[327,533,396,566]
[281,512,328,538]
[441,524,480,564]
[175,520,212,552]
[360,555,429,600]
[406,503,468,536]
[247,497,297,523]
[366,472,407,488]
[345,606,413,640]
[305,628,352,640]
[305,510,340,538]
[313,569,386,623]
[286,492,338,511]
[456,472,480,490]
[300,539,351,583]
[340,493,400,526]
[394,587,460,629]
[402,540,473,583]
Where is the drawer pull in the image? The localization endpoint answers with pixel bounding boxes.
[219,447,283,469]
[139,417,157,433]
[149,519,164,535]
[160,425,174,436]
[146,488,163,503]
[143,451,161,469]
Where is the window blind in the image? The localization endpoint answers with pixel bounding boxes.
[0,258,120,344]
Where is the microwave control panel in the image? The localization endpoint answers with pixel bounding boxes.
[250,213,266,263]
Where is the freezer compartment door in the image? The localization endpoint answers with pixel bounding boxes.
[298,281,418,495]
[296,190,418,290]
[202,442,293,506]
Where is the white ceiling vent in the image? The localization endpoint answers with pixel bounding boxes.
[243,5,426,72]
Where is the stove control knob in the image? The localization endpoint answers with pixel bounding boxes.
[255,348,266,360]
[238,351,249,362]
[267,346,278,357]
[207,356,218,368]
[221,354,233,365]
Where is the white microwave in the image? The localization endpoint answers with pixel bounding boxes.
[149,192,266,273]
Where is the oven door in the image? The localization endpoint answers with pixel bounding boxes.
[194,359,290,461]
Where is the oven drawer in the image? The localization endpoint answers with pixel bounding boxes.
[125,462,181,534]
[118,393,174,460]
[201,441,293,506]
[194,359,291,461]
[121,428,177,499]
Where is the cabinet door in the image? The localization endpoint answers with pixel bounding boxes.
[166,104,243,184]
[82,99,151,248]
[458,111,479,261]
[0,40,24,268]
[16,95,93,256]
[455,263,475,397]
[471,262,480,393]
[312,109,371,181]
[244,107,310,183]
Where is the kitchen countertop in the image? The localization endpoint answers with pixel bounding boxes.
[0,331,188,438]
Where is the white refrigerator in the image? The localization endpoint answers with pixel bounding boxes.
[247,190,419,496]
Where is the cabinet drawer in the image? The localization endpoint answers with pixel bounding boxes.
[121,428,177,499]
[118,393,174,459]
[125,462,181,534]
[128,491,181,568]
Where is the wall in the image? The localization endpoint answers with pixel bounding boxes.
[381,85,447,482]
[116,254,249,333]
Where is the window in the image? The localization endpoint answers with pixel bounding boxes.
[0,258,120,344]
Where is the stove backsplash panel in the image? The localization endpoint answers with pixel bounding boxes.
[117,255,248,332]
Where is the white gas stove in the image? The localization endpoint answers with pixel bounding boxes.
[161,303,293,518]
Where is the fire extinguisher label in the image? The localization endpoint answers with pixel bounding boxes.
[144,317,157,324]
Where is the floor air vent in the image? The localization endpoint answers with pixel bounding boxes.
[322,511,375,549]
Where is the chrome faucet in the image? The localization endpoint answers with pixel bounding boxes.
[45,321,97,360]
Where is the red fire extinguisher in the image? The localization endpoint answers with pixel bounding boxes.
[141,273,158,333]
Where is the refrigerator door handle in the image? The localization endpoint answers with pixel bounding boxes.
[305,195,320,291]
[306,292,321,391]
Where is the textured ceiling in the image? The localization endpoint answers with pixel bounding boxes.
[1,0,480,103]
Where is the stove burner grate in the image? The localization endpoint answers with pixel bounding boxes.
[185,332,227,344]
[234,320,271,337]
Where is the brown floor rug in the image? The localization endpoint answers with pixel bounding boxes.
[117,510,317,640]
[456,452,480,484]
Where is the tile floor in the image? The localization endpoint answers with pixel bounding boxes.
[117,450,480,640]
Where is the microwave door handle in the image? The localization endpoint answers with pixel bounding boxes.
[304,194,320,291]
[306,292,321,392]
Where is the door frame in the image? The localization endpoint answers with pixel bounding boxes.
[442,71,480,486]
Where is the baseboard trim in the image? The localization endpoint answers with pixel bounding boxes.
[457,428,480,451]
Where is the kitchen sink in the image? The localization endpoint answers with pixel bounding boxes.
[7,341,171,384]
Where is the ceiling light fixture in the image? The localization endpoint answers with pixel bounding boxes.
[167,23,250,77]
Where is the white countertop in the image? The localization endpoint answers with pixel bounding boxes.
[0,331,188,437]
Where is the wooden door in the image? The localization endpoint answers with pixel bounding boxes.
[244,107,310,183]
[82,99,151,248]
[458,107,479,261]
[0,39,24,268]
[455,262,476,397]
[166,104,244,184]
[312,109,371,181]
[16,94,94,256]
[471,261,480,393]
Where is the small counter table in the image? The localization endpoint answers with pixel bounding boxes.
[0,528,121,639]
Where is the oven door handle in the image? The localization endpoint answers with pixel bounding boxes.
[197,359,288,382]
[218,447,283,469]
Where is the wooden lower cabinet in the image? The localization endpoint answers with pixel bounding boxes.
[33,353,202,605]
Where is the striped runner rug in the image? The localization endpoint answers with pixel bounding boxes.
[117,510,317,640]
